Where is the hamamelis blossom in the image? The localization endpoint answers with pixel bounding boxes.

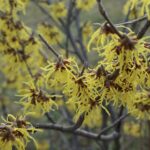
[76,0,96,11]
[87,66,123,106]
[43,57,107,126]
[93,32,149,105]
[47,1,67,19]
[82,22,93,43]
[63,68,109,126]
[93,28,149,87]
[86,22,150,120]
[0,16,43,68]
[75,103,103,127]
[66,83,102,127]
[123,121,142,137]
[0,15,45,90]
[37,23,63,45]
[124,0,150,19]
[19,82,58,115]
[43,57,79,89]
[0,114,38,150]
[127,89,150,120]
[0,0,29,17]
[88,23,119,51]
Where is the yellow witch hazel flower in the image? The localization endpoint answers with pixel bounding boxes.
[76,0,96,11]
[63,68,109,127]
[0,14,45,88]
[13,0,29,14]
[18,82,58,116]
[0,114,38,150]
[0,20,39,89]
[0,0,29,17]
[86,66,122,106]
[0,0,45,91]
[127,89,150,120]
[124,0,150,19]
[37,23,63,45]
[88,23,119,51]
[43,57,79,89]
[123,121,142,137]
[43,56,104,126]
[95,29,148,84]
[82,22,93,43]
[0,16,43,66]
[82,106,102,127]
[87,24,150,120]
[74,100,103,127]
[102,37,148,103]
[48,1,67,19]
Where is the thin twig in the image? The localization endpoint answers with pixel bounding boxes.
[137,20,150,39]
[93,15,147,27]
[75,9,88,63]
[32,0,62,30]
[45,112,56,124]
[97,113,129,138]
[116,15,147,26]
[67,114,84,130]
[59,19,85,63]
[96,0,123,38]
[24,59,34,79]
[39,34,60,58]
[113,106,125,150]
[65,0,74,58]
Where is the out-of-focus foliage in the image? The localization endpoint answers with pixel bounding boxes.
[124,0,150,19]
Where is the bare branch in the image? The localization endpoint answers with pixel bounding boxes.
[60,19,85,63]
[96,0,123,38]
[116,15,147,26]
[67,114,84,130]
[75,9,88,63]
[137,20,150,39]
[32,0,62,30]
[34,122,118,140]
[39,34,60,58]
[45,112,56,124]
[97,113,129,138]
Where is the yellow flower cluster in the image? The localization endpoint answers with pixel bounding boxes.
[0,16,44,89]
[124,0,150,19]
[0,0,149,134]
[43,58,105,126]
[64,73,103,126]
[82,22,94,43]
[49,2,67,19]
[76,0,96,11]
[37,23,63,45]
[123,121,142,137]
[41,1,67,19]
[88,23,119,51]
[0,0,45,90]
[88,23,150,120]
[0,0,29,17]
[0,114,38,150]
[19,82,58,116]
[128,90,150,119]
